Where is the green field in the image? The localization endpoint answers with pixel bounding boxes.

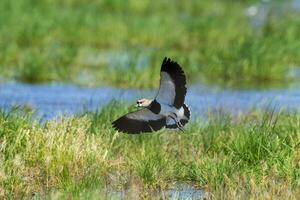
[1,0,300,88]
[0,102,299,199]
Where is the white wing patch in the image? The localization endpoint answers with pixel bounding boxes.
[155,72,176,105]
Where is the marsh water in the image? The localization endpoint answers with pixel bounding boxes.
[0,83,300,121]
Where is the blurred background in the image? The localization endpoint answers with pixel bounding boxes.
[0,0,300,88]
[1,0,300,89]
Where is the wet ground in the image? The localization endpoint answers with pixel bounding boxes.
[0,83,300,121]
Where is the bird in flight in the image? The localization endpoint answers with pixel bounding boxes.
[112,57,190,134]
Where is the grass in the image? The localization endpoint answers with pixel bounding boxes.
[1,0,300,88]
[0,101,299,199]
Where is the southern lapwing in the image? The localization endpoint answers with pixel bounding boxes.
[112,57,190,134]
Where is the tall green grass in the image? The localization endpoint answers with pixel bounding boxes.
[0,102,299,199]
[1,0,300,88]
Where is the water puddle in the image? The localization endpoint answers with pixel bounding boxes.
[245,0,300,29]
[167,184,207,200]
[0,83,300,121]
[103,183,206,200]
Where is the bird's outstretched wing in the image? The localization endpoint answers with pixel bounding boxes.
[112,108,166,134]
[155,57,187,109]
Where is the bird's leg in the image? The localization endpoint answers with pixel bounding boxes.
[169,113,184,132]
[177,120,183,128]
[177,123,184,132]
[171,112,184,127]
[168,112,178,125]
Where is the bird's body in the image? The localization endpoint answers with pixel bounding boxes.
[112,57,190,134]
[166,103,190,129]
[153,100,189,124]
[157,101,176,116]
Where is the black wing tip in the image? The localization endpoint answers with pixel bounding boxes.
[112,118,124,132]
[111,121,120,131]
[161,57,186,80]
[112,117,137,134]
[112,114,165,134]
[161,57,183,72]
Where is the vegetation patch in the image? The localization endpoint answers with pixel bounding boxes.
[1,0,300,88]
[0,102,299,199]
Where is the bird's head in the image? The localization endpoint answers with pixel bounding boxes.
[136,98,152,108]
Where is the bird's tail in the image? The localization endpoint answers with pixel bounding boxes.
[180,103,190,126]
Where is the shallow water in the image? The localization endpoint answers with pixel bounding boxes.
[0,83,300,120]
[167,184,206,200]
[0,83,150,120]
[104,183,205,200]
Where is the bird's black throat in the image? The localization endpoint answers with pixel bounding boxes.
[149,100,161,114]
